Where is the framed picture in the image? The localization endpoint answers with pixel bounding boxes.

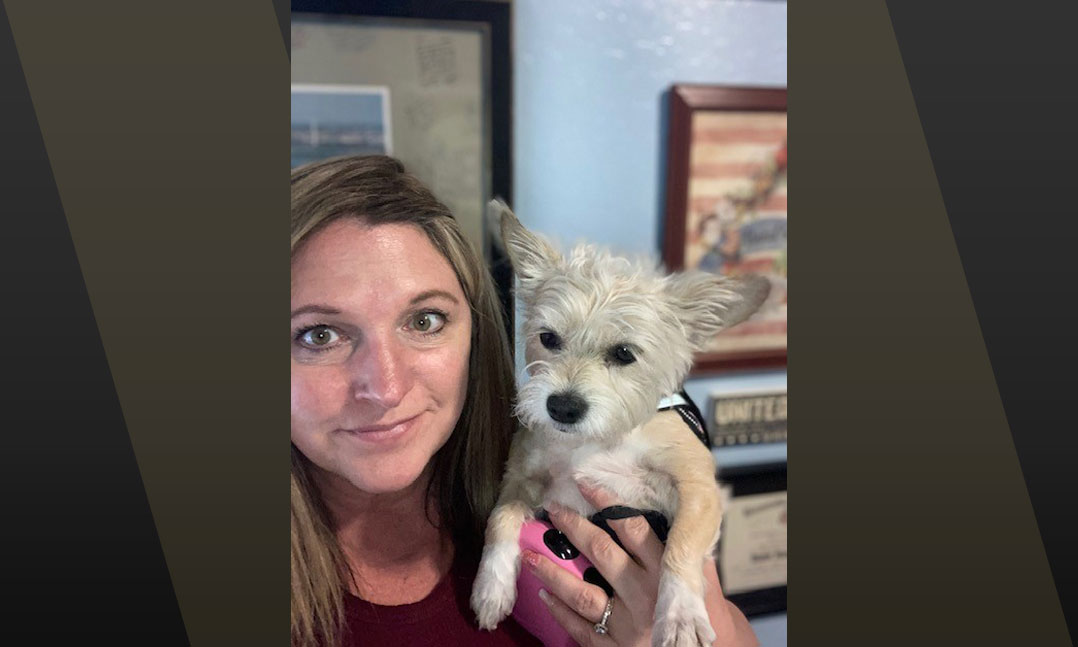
[291,84,393,167]
[291,0,514,343]
[716,461,787,617]
[707,386,787,447]
[663,85,787,374]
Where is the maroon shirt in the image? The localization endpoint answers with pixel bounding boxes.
[341,555,543,647]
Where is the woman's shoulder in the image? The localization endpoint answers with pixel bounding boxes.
[340,554,542,647]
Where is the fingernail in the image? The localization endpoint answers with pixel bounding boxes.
[522,549,540,570]
[547,502,567,518]
[538,589,552,606]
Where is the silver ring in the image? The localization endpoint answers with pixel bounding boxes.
[593,595,614,635]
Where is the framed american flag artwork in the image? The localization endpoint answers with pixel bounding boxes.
[662,85,787,374]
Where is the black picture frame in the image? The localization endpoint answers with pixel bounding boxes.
[716,461,787,617]
[291,0,515,344]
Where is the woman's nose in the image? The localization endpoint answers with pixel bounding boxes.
[350,335,412,408]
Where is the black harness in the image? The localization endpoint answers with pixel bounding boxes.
[657,389,710,448]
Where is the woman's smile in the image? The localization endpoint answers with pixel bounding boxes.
[337,411,425,445]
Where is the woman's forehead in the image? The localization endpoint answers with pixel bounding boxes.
[291,220,464,307]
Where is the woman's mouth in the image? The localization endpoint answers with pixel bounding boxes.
[338,413,422,444]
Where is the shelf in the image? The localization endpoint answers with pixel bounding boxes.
[713,442,787,469]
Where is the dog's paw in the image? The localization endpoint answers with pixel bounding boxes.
[470,541,521,630]
[652,573,716,647]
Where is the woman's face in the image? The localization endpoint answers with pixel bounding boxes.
[290,219,472,496]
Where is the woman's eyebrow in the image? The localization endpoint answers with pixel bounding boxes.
[291,304,341,319]
[410,289,460,305]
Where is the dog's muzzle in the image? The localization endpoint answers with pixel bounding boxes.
[546,392,588,425]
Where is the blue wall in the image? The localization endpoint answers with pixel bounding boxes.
[514,0,786,253]
[514,0,787,419]
[514,2,788,643]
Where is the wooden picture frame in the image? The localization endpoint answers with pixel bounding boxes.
[663,85,787,374]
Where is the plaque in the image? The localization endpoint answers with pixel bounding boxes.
[708,387,787,446]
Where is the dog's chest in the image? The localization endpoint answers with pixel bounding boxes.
[534,434,677,518]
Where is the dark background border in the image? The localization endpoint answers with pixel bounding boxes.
[0,2,288,642]
[793,1,1076,644]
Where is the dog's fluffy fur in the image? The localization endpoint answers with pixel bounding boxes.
[471,201,769,647]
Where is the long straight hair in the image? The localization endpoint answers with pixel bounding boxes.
[290,156,516,646]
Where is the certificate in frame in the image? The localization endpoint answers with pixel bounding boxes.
[716,461,787,617]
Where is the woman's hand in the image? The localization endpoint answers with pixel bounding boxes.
[521,484,759,647]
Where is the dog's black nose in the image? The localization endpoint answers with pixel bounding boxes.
[547,392,588,425]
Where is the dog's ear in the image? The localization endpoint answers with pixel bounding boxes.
[490,199,562,293]
[665,272,771,350]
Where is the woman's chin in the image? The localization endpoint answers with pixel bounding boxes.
[346,461,427,495]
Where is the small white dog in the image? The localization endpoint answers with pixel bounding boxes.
[471,201,769,647]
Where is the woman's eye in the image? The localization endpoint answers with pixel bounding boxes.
[298,325,341,349]
[410,311,446,334]
[539,331,562,350]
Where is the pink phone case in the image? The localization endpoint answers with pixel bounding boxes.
[512,518,594,647]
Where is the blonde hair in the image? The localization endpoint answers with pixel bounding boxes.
[290,156,516,646]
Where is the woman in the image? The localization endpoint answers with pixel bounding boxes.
[291,155,759,646]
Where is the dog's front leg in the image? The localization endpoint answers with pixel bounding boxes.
[471,455,545,630]
[649,415,724,647]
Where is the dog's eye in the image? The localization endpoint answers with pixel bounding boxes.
[539,331,562,351]
[608,344,636,365]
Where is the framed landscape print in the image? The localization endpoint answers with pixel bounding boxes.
[291,8,490,252]
[290,84,392,167]
[663,85,787,374]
